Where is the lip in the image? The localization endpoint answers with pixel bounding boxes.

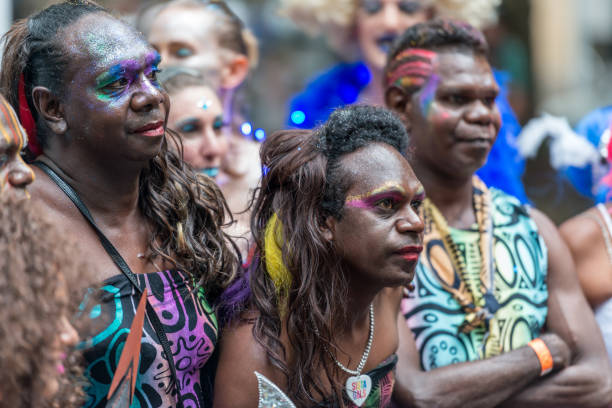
[396,245,423,262]
[130,121,165,137]
[376,33,397,53]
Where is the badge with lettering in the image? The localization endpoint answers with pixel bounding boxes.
[345,374,372,407]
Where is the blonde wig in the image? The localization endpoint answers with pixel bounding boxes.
[279,0,500,53]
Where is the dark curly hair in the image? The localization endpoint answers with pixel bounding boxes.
[0,1,239,301]
[248,105,408,406]
[0,195,93,407]
[384,18,489,95]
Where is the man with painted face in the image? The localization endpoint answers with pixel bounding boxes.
[385,20,612,407]
[0,94,34,196]
[282,0,528,204]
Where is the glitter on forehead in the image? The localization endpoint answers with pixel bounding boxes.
[198,99,213,110]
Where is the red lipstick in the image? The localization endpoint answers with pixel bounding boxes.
[396,245,423,262]
[132,121,164,137]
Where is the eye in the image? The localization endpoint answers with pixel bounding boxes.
[180,122,199,133]
[410,199,422,211]
[483,96,496,107]
[213,116,224,131]
[361,0,382,14]
[147,67,162,83]
[445,94,468,105]
[175,47,193,58]
[398,0,422,14]
[376,197,396,211]
[0,154,8,168]
[104,77,129,92]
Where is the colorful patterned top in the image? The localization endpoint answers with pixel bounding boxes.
[80,269,218,407]
[402,188,548,370]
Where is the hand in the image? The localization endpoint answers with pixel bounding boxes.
[539,333,571,371]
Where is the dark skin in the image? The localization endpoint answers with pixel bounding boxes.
[214,143,425,407]
[386,48,612,407]
[560,205,612,308]
[28,13,171,280]
[0,95,34,196]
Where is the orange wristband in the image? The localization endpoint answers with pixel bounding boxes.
[527,338,554,376]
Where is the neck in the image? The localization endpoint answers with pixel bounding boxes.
[359,66,384,106]
[341,270,380,333]
[40,148,144,220]
[414,160,476,228]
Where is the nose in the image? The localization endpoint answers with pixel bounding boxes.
[465,100,494,126]
[200,128,227,163]
[382,3,401,31]
[6,158,34,191]
[130,75,166,113]
[396,207,425,235]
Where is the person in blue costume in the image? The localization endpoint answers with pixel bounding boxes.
[564,106,612,203]
[282,0,529,203]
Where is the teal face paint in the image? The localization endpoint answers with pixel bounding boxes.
[94,51,162,102]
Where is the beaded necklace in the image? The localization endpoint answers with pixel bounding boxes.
[422,177,500,350]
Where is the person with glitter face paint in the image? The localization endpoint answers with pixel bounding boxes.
[282,0,528,204]
[161,66,229,180]
[215,105,425,408]
[383,20,612,407]
[138,0,261,256]
[0,1,239,406]
[0,94,34,196]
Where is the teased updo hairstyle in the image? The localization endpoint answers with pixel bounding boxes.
[249,105,407,406]
[279,0,499,57]
[0,1,239,301]
[0,195,91,407]
[384,19,489,96]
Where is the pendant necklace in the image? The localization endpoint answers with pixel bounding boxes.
[328,303,374,407]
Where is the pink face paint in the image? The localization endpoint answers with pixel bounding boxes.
[385,49,436,89]
[345,182,406,209]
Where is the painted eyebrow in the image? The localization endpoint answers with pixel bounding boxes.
[0,99,23,146]
[345,181,406,202]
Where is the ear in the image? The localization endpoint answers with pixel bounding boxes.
[385,86,413,131]
[320,215,336,244]
[31,86,67,135]
[220,54,249,90]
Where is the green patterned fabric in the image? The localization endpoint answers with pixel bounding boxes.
[402,188,548,369]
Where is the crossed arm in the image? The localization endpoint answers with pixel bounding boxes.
[393,209,612,408]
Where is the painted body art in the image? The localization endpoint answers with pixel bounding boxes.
[345,181,407,209]
[94,51,162,102]
[0,97,27,146]
[385,49,437,89]
[418,73,440,117]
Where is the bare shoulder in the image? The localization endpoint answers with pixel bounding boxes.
[214,317,286,408]
[559,207,603,255]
